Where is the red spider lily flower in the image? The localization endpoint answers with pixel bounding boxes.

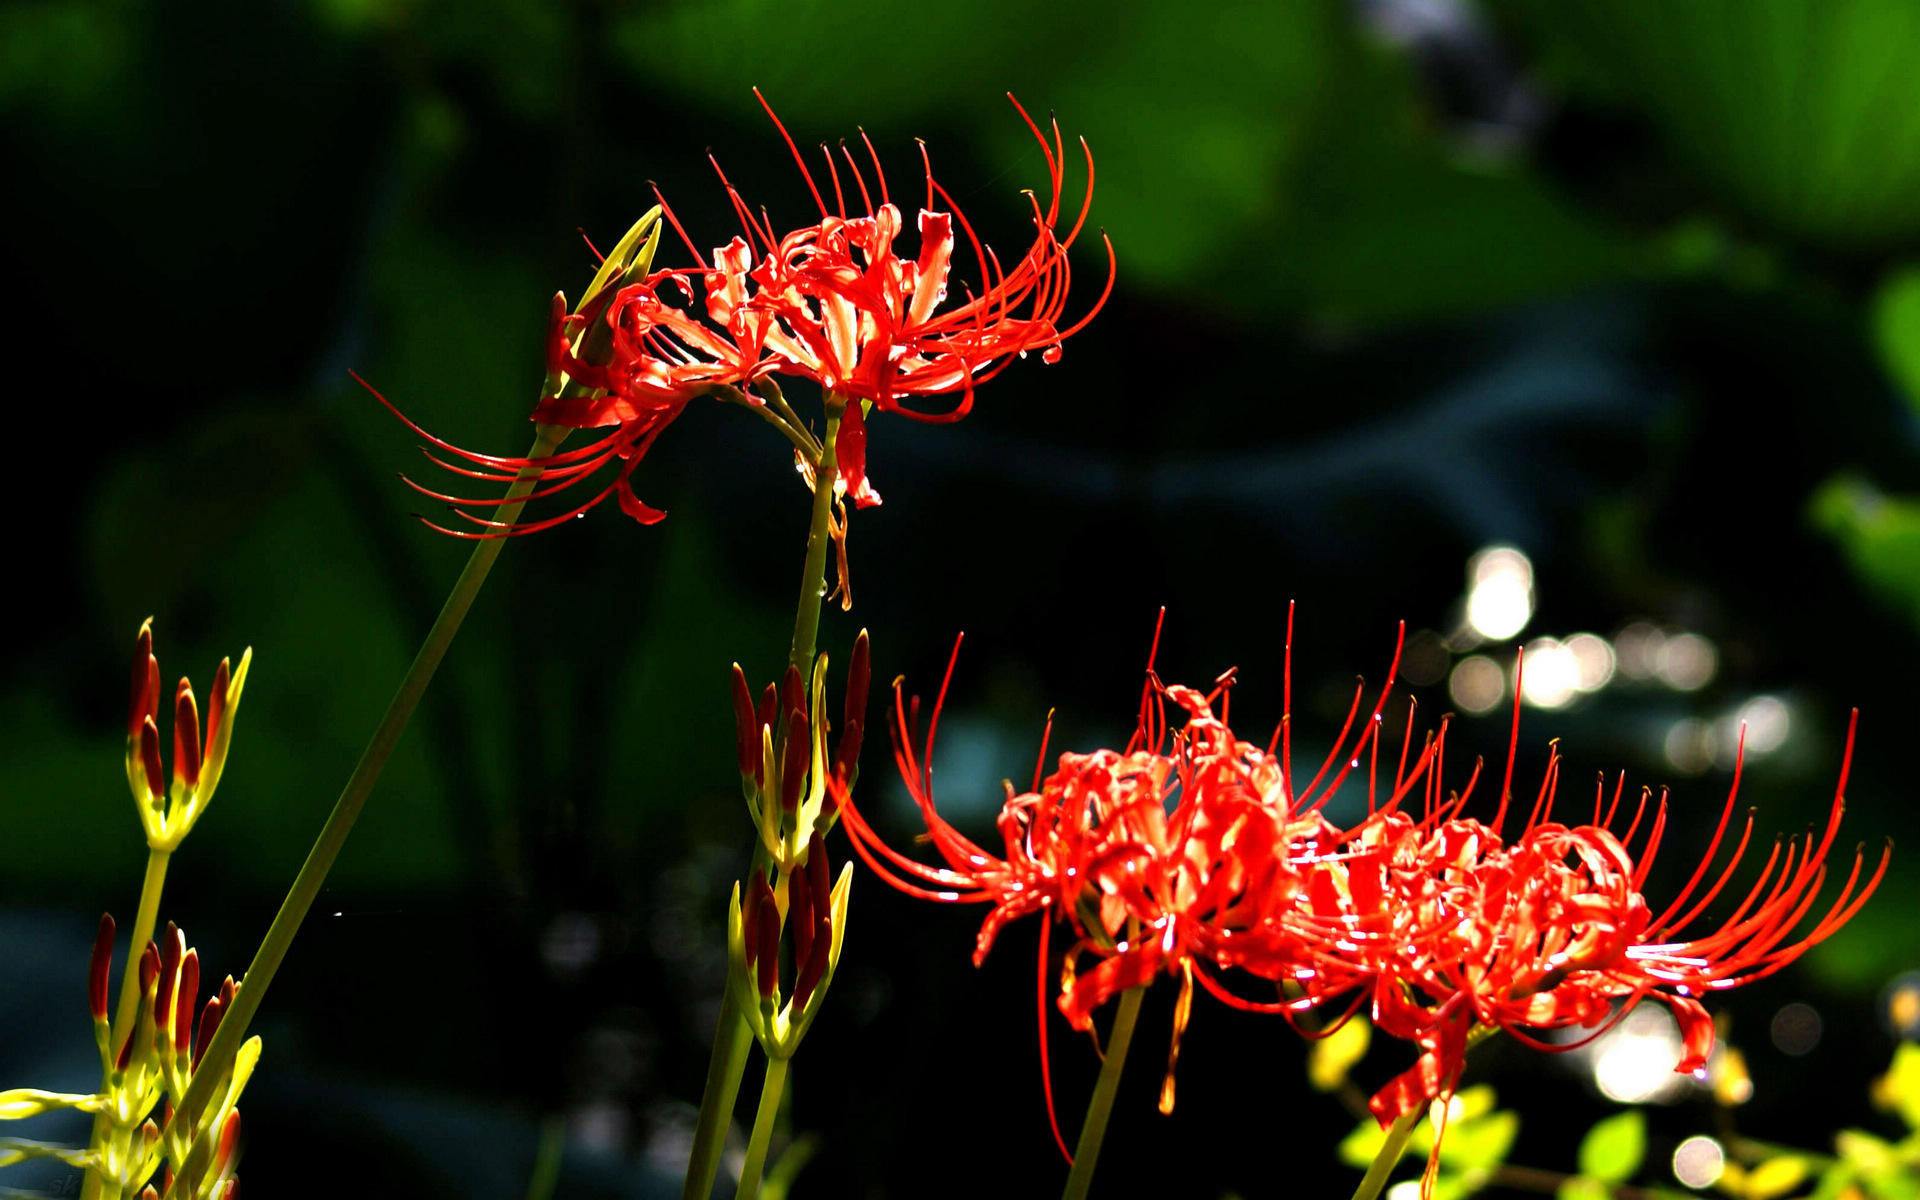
[374,92,1111,537]
[833,612,1429,1155]
[1293,667,1889,1189]
[727,90,1113,506]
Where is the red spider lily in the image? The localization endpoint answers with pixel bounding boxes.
[833,612,1429,1156]
[1267,663,1891,1197]
[726,90,1114,506]
[372,92,1111,537]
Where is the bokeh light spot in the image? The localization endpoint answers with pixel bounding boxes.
[1672,1135,1726,1188]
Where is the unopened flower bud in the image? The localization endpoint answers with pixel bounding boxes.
[156,924,184,1028]
[832,718,863,794]
[754,885,780,1001]
[780,708,811,814]
[794,836,834,1008]
[194,994,226,1072]
[845,630,870,732]
[742,874,769,970]
[175,950,199,1054]
[781,665,805,725]
[213,1109,241,1175]
[807,834,832,920]
[129,621,159,743]
[89,913,115,1023]
[205,657,231,757]
[756,683,778,745]
[140,717,165,802]
[730,664,759,780]
[789,863,815,976]
[117,949,155,1071]
[173,681,201,790]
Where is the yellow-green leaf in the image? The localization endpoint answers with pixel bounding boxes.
[1579,1111,1647,1184]
[1835,1129,1898,1175]
[1440,1110,1520,1174]
[1876,1045,1920,1131]
[1310,1017,1372,1091]
[1558,1179,1609,1200]
[1745,1157,1812,1200]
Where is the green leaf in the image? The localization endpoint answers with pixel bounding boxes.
[1558,1180,1609,1200]
[1811,476,1920,630]
[1873,269,1920,416]
[1498,0,1920,249]
[1310,1017,1372,1091]
[1440,1110,1520,1174]
[1578,1110,1647,1184]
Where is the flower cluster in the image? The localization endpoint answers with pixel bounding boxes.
[721,633,869,1059]
[126,618,252,852]
[0,918,254,1200]
[376,91,1113,539]
[0,622,262,1200]
[835,619,1888,1176]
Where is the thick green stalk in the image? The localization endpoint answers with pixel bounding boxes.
[165,425,565,1140]
[682,400,842,1200]
[680,987,756,1200]
[81,849,171,1200]
[1349,1110,1421,1200]
[1061,984,1147,1200]
[733,1055,791,1200]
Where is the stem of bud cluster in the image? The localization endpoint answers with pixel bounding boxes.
[733,1055,791,1200]
[1060,983,1146,1200]
[682,397,844,1200]
[163,423,567,1151]
[79,849,169,1200]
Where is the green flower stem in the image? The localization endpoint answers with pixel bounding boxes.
[682,397,843,1200]
[733,1055,791,1200]
[787,399,843,673]
[163,424,566,1145]
[1348,1110,1421,1200]
[681,988,757,1200]
[80,848,171,1200]
[1061,984,1147,1200]
[108,849,170,1052]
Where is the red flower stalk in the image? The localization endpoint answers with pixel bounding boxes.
[372,91,1111,537]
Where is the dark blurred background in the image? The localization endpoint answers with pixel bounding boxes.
[4,0,1920,1196]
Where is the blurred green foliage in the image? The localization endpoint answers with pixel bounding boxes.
[1498,0,1920,249]
[1577,1109,1646,1183]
